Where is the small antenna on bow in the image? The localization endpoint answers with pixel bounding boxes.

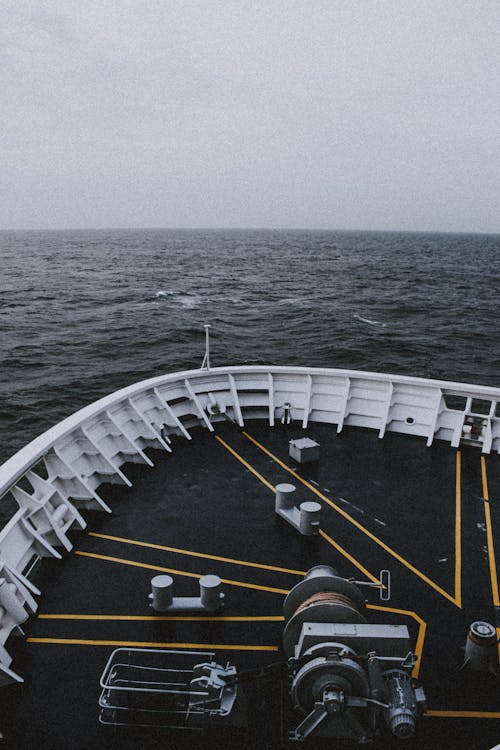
[201,324,211,371]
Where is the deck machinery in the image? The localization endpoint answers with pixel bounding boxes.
[99,565,426,744]
[283,565,426,743]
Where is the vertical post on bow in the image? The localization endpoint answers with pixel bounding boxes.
[201,324,211,371]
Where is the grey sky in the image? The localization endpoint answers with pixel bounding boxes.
[1,1,499,232]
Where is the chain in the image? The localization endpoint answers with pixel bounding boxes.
[221,659,291,686]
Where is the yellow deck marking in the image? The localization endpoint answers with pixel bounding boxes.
[319,529,380,584]
[367,604,426,680]
[31,631,500,718]
[215,434,381,584]
[88,531,304,577]
[425,710,500,719]
[455,451,462,608]
[74,550,289,595]
[27,637,278,651]
[38,614,284,622]
[241,431,459,606]
[215,435,275,491]
[481,456,500,607]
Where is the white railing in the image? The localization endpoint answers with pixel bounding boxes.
[0,364,499,683]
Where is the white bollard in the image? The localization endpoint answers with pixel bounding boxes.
[299,501,321,535]
[150,574,174,611]
[276,483,296,512]
[200,575,223,611]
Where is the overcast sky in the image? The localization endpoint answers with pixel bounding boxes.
[1,1,499,233]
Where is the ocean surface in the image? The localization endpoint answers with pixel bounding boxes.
[1,227,500,477]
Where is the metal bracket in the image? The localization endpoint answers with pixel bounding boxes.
[349,569,391,601]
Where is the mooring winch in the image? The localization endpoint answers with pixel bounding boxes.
[283,565,426,743]
[98,564,425,743]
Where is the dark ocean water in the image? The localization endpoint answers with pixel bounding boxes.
[1,228,500,468]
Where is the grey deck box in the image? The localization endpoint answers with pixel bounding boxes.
[289,437,320,463]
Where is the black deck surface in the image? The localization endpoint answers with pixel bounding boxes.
[4,421,500,749]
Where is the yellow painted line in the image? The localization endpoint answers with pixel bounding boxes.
[425,710,500,719]
[215,435,380,583]
[367,604,426,680]
[215,434,275,492]
[242,431,459,606]
[481,455,500,607]
[27,637,278,651]
[454,451,462,608]
[88,531,304,577]
[74,550,289,595]
[38,614,284,622]
[481,455,489,501]
[319,529,380,584]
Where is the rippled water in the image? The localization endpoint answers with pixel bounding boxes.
[1,228,499,467]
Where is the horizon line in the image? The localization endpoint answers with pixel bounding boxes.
[1,225,499,237]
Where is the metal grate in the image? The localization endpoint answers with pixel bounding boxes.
[99,648,237,729]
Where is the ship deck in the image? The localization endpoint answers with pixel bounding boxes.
[4,420,500,749]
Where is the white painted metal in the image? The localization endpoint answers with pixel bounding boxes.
[153,386,192,440]
[126,398,172,452]
[302,374,313,429]
[275,483,296,511]
[337,376,351,433]
[299,501,321,535]
[184,378,214,432]
[0,554,39,682]
[49,448,112,512]
[199,575,223,611]
[378,382,394,439]
[228,374,244,427]
[12,472,86,552]
[268,373,275,427]
[201,324,211,371]
[427,391,444,447]
[80,425,132,487]
[483,421,493,454]
[2,363,500,504]
[0,364,499,682]
[149,573,223,613]
[105,408,154,466]
[150,575,174,611]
